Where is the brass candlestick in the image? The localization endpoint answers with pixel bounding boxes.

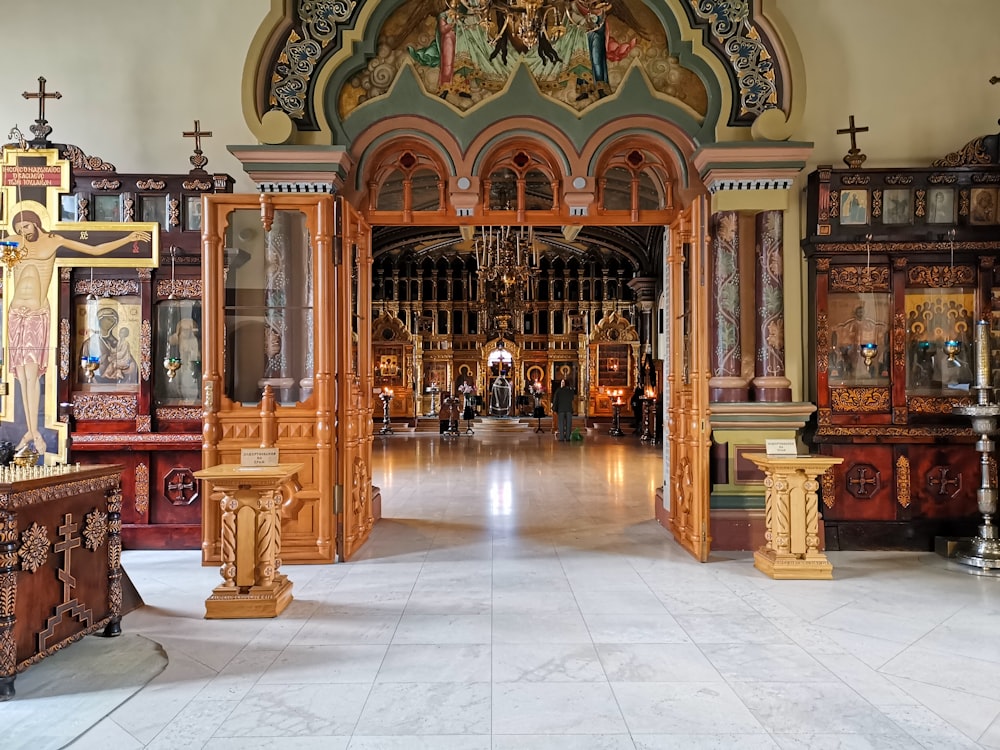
[951,320,1000,569]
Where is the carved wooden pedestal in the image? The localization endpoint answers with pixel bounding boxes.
[745,454,843,580]
[194,464,302,619]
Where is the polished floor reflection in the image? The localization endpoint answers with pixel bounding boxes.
[10,433,1000,748]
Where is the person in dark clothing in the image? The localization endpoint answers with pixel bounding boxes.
[630,385,643,434]
[551,379,575,441]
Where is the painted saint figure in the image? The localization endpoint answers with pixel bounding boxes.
[8,209,150,452]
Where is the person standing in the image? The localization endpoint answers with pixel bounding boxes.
[552,378,575,441]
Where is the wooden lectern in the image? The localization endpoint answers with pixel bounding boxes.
[194,463,302,618]
[744,454,843,580]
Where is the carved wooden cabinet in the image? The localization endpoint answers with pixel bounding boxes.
[803,164,1000,549]
[56,146,233,549]
[200,194,376,564]
[0,464,123,700]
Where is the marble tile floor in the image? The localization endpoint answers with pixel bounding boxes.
[7,433,1000,748]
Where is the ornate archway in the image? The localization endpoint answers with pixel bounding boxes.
[231,0,812,561]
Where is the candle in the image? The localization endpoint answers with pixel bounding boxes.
[976,319,990,390]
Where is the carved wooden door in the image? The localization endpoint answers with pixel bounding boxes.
[334,197,375,560]
[666,198,713,561]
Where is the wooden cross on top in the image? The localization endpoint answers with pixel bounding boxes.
[22,76,61,145]
[836,115,869,169]
[183,119,212,172]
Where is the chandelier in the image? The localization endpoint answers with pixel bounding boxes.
[474,225,537,335]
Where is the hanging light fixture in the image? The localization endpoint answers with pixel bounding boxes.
[163,246,182,381]
[80,267,101,382]
[474,224,537,335]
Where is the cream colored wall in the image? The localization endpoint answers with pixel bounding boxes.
[778,0,1000,167]
[1,0,268,193]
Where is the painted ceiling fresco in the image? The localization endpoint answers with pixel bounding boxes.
[337,0,707,118]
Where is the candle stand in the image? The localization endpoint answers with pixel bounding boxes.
[951,320,1000,569]
[378,391,394,436]
[609,391,625,437]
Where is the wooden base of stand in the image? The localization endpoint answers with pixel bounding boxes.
[206,574,294,619]
[754,548,833,580]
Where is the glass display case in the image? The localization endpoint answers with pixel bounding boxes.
[904,288,975,396]
[155,299,202,405]
[222,209,314,406]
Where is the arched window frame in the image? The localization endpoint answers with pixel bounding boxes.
[595,139,675,222]
[366,139,449,223]
[478,143,561,223]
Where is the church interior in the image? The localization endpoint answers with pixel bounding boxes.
[3,0,1000,746]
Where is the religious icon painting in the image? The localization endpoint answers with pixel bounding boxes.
[141,195,167,226]
[970,188,997,225]
[94,194,122,223]
[882,189,911,225]
[59,194,78,222]
[839,189,869,225]
[74,295,143,392]
[185,195,203,232]
[926,188,955,224]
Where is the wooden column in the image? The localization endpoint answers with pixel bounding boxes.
[745,453,843,579]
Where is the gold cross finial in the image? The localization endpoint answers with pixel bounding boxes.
[182,120,212,171]
[21,76,61,144]
[836,115,869,169]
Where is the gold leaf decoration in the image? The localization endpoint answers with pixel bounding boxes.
[831,387,890,412]
[896,456,911,508]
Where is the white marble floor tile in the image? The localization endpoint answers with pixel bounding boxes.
[403,588,493,614]
[289,613,400,645]
[770,734,928,749]
[143,697,237,749]
[349,736,489,749]
[880,644,1000,702]
[214,683,368,737]
[391,613,492,644]
[729,681,904,736]
[258,644,388,684]
[492,642,605,682]
[811,653,918,708]
[674,614,792,645]
[879,704,986,750]
[492,611,593,644]
[493,682,628,734]
[634,735,779,750]
[611,681,767,734]
[596,643,722,682]
[886,673,1000,741]
[212,739,349,750]
[376,643,491,682]
[354,682,491,735]
[583,611,691,644]
[573,587,668,615]
[493,735,637,749]
[700,643,835,683]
